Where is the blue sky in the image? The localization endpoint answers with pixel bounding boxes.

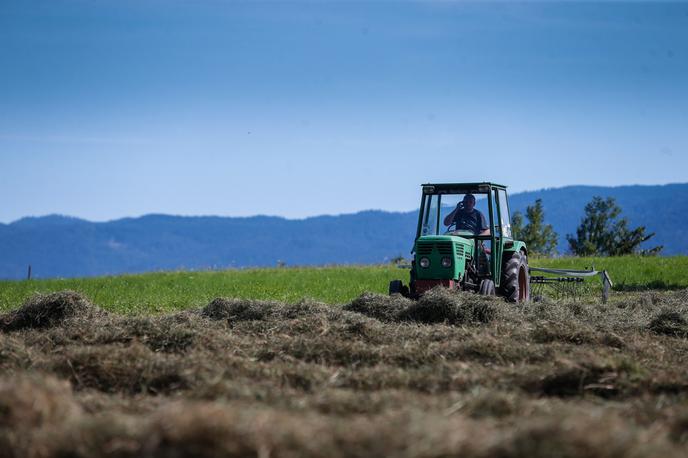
[1,1,687,222]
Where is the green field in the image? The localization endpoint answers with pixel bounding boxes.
[1,256,687,314]
[0,266,399,314]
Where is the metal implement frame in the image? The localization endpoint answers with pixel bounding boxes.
[529,266,614,303]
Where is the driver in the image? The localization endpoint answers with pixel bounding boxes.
[443,194,489,235]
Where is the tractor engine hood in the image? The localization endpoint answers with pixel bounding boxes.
[413,235,474,281]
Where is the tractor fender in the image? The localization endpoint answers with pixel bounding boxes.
[504,240,527,256]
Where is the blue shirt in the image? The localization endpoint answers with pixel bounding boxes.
[452,209,488,234]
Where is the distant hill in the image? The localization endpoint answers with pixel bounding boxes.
[0,184,686,279]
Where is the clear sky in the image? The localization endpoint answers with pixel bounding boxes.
[1,1,687,223]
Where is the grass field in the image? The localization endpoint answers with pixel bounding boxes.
[1,258,688,457]
[1,256,687,314]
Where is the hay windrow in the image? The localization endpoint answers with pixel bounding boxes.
[202,297,278,321]
[404,287,500,324]
[344,292,413,322]
[486,413,681,458]
[345,288,499,325]
[43,342,191,394]
[649,309,688,338]
[201,297,330,323]
[0,334,33,371]
[120,317,198,353]
[0,374,80,429]
[6,400,686,458]
[0,291,103,332]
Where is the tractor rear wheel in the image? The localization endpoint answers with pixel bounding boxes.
[502,251,530,303]
[478,279,496,296]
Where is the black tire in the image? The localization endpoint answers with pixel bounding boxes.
[478,279,496,296]
[389,280,404,296]
[501,251,530,303]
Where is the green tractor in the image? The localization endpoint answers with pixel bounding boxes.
[390,182,530,302]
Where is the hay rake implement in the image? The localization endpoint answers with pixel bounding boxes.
[529,266,613,303]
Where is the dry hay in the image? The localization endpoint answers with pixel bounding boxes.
[648,308,688,338]
[403,287,500,324]
[524,359,631,398]
[2,394,685,458]
[529,320,626,348]
[345,287,500,325]
[0,291,103,332]
[0,334,33,371]
[671,411,688,445]
[344,292,413,322]
[202,297,331,323]
[44,342,191,394]
[202,297,279,321]
[1,289,688,457]
[0,373,80,429]
[0,374,81,455]
[485,412,680,458]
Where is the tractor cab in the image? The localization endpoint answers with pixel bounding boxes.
[420,191,491,238]
[390,182,530,302]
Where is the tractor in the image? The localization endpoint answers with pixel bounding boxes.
[390,182,530,302]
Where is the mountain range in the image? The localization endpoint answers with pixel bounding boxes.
[1,183,686,279]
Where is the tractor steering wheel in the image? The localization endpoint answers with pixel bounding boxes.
[445,223,475,237]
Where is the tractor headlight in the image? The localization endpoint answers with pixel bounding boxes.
[441,257,452,268]
[419,257,431,268]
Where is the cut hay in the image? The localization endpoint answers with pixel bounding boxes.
[649,309,688,338]
[402,287,500,324]
[344,292,413,322]
[0,374,80,429]
[45,342,190,394]
[524,359,637,399]
[201,297,277,321]
[345,288,499,325]
[486,413,679,458]
[0,334,33,371]
[202,297,331,323]
[0,373,82,456]
[0,288,687,457]
[113,316,199,353]
[140,402,262,457]
[0,291,102,332]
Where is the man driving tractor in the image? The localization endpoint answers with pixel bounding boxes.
[443,194,490,235]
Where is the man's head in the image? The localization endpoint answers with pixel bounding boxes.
[462,194,476,211]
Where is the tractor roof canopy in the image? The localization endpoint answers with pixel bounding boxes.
[421,182,507,195]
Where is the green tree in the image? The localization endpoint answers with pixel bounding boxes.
[566,196,662,256]
[511,199,558,256]
[511,211,524,240]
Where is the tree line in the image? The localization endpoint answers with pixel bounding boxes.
[511,196,662,256]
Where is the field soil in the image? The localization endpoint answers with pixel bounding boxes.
[2,288,688,457]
